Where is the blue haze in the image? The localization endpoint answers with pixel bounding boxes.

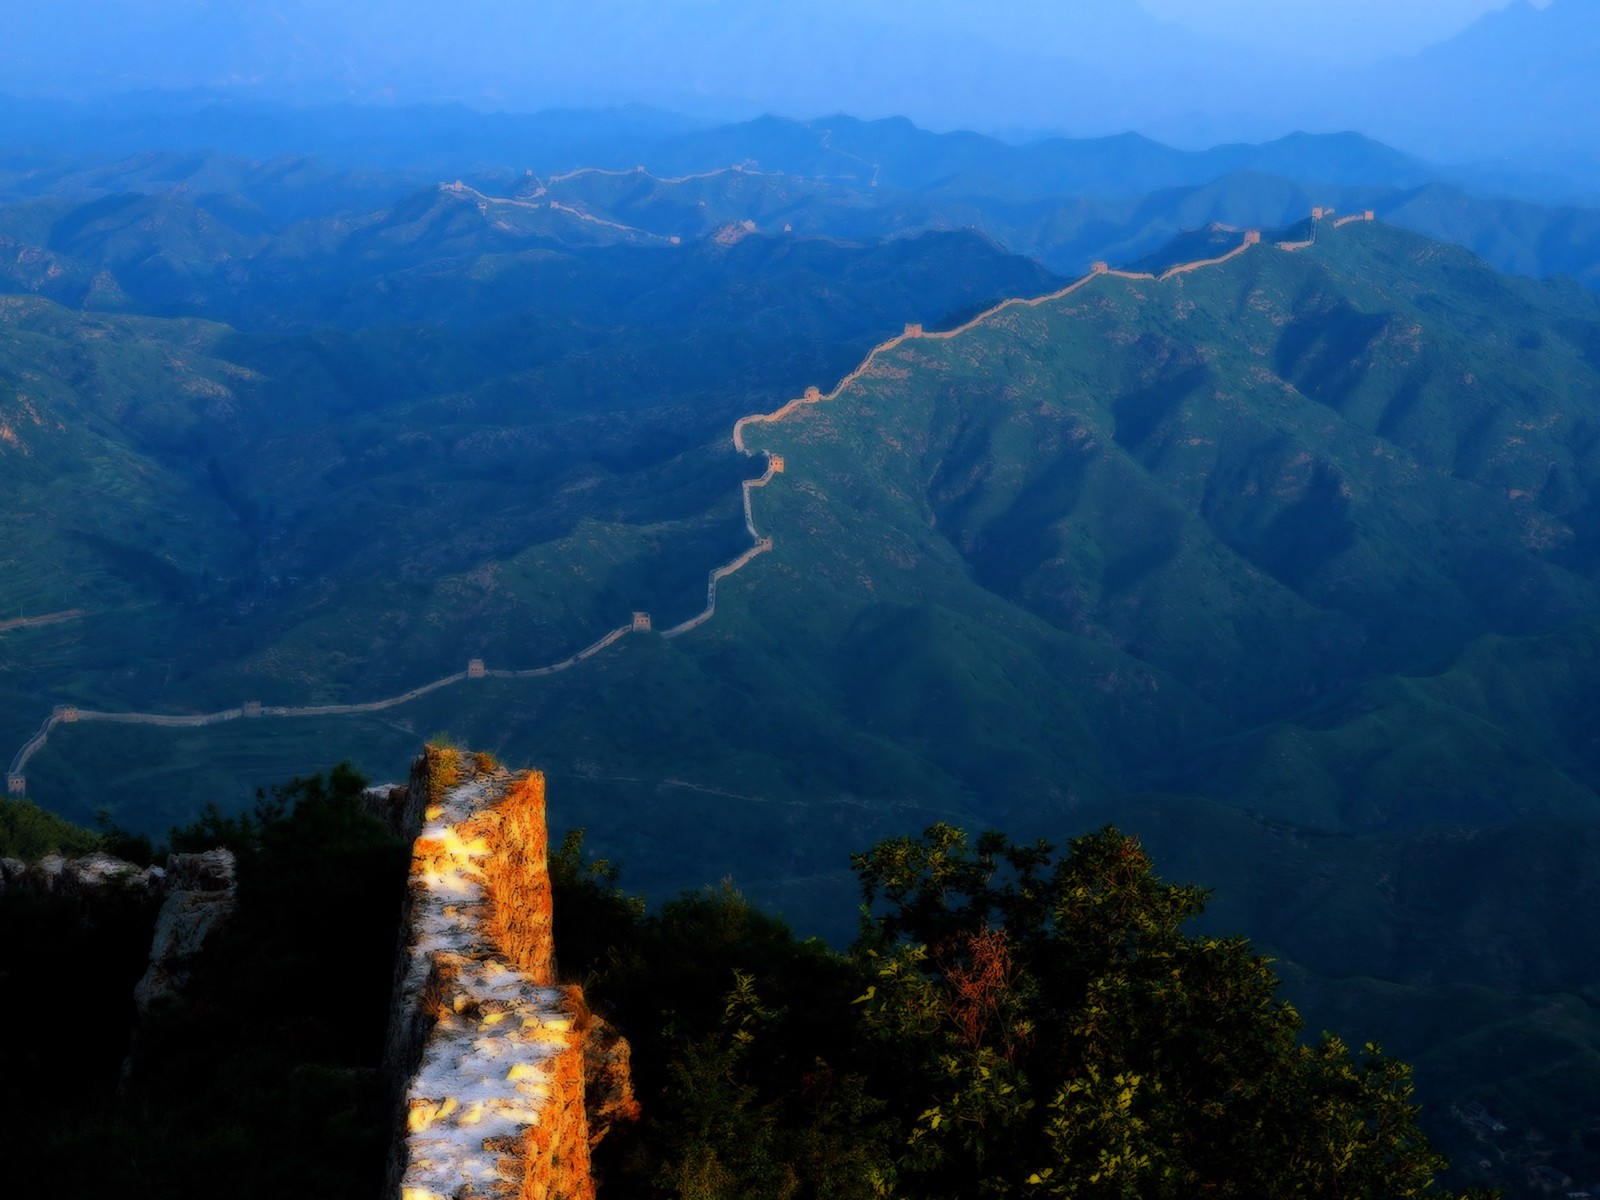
[0,1,1592,172]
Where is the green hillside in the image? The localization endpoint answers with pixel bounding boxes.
[10,205,1600,1191]
[0,224,1061,784]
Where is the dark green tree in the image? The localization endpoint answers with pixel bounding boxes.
[850,823,1490,1200]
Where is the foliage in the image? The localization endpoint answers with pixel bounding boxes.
[558,823,1490,1200]
[1,762,409,1199]
[550,846,896,1199]
[95,806,160,865]
[849,824,1486,1199]
[0,794,104,859]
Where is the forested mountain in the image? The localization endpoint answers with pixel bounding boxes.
[5,101,1600,1194]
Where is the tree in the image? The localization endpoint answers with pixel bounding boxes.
[850,824,1490,1200]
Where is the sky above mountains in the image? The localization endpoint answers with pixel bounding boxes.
[1142,0,1547,59]
[1,1,1589,172]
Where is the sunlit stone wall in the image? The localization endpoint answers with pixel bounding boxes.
[386,754,596,1200]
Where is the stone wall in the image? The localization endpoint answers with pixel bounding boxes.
[385,749,634,1200]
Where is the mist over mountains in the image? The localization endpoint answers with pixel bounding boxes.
[4,0,1596,186]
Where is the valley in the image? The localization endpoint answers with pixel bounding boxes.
[4,99,1600,1196]
[5,225,1279,794]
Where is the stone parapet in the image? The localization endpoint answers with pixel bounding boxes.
[386,750,629,1200]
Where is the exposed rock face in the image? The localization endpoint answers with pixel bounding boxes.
[132,849,239,1016]
[385,749,635,1200]
[163,848,236,892]
[582,1013,641,1150]
[365,782,419,840]
[0,843,238,1092]
[0,850,165,897]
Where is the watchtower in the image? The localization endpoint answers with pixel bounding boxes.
[53,705,79,723]
[1244,230,1262,245]
[1091,261,1109,275]
[904,323,924,337]
[804,386,822,401]
[769,454,785,474]
[6,773,23,796]
[1364,210,1375,222]
[632,612,652,633]
[1312,206,1330,220]
[242,700,263,718]
[467,659,487,679]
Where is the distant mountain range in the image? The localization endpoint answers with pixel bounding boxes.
[4,93,1600,1191]
[4,112,1596,318]
[3,1,1597,186]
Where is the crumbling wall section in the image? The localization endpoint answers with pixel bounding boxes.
[482,772,555,987]
[386,750,619,1200]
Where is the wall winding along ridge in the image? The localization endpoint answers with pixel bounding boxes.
[7,212,1356,797]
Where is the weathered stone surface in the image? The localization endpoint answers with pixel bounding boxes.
[134,890,238,1014]
[65,851,143,893]
[364,783,414,839]
[1,848,175,902]
[583,1012,642,1148]
[118,847,239,1091]
[165,848,236,892]
[1,850,176,900]
[34,853,67,892]
[385,748,632,1200]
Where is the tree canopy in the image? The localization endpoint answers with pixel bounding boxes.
[556,822,1492,1199]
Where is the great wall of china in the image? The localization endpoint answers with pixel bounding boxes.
[4,208,1375,801]
[382,749,636,1200]
[0,608,83,635]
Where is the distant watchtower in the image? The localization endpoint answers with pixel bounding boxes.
[54,705,79,723]
[1091,261,1110,275]
[632,612,653,633]
[6,773,23,796]
[904,323,924,337]
[804,386,822,401]
[768,454,785,474]
[1244,230,1262,245]
[1363,210,1375,222]
[1312,206,1331,220]
[467,659,486,679]
[242,701,263,718]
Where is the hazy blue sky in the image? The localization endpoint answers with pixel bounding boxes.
[2,0,1587,165]
[865,0,1545,62]
[1141,0,1547,59]
[2,0,1548,93]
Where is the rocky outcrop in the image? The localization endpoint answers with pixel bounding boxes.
[0,843,239,1092]
[385,748,636,1200]
[132,849,238,1016]
[581,1012,641,1150]
[0,850,164,897]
